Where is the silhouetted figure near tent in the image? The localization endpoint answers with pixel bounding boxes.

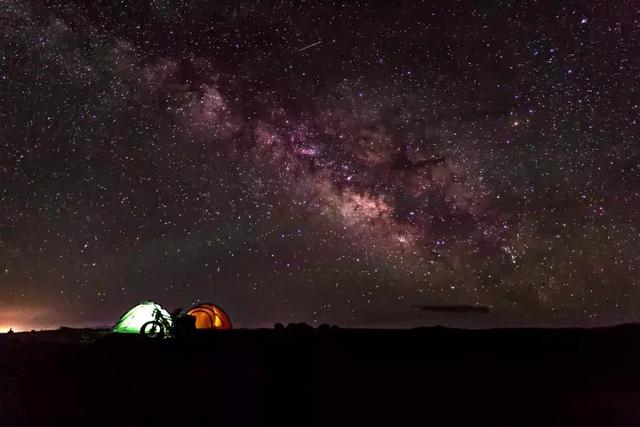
[173,309,197,336]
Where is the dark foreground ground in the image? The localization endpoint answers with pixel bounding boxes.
[2,325,640,426]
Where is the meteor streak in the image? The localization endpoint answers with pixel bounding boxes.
[298,40,322,52]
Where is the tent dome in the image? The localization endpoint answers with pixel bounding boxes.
[187,303,232,330]
[112,301,172,334]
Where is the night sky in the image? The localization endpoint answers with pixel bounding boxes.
[1,0,639,331]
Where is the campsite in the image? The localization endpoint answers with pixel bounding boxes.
[112,301,233,337]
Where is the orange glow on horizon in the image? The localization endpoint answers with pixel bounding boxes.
[0,323,53,333]
[0,305,59,332]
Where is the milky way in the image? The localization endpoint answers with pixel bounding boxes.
[1,0,639,329]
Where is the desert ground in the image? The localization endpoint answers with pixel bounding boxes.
[2,325,640,426]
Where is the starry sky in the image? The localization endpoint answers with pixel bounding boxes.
[1,0,639,331]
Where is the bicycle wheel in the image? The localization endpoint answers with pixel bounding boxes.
[140,320,165,339]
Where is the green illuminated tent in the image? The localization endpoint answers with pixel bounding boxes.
[112,301,172,335]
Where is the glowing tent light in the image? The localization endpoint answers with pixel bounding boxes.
[187,303,232,330]
[112,301,172,334]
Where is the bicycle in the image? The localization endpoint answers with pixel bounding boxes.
[140,308,173,339]
[140,307,195,339]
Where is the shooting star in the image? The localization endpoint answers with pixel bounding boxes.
[298,40,322,52]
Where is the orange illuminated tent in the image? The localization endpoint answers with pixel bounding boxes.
[187,303,232,330]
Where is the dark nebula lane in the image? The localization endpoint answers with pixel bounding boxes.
[1,0,639,330]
